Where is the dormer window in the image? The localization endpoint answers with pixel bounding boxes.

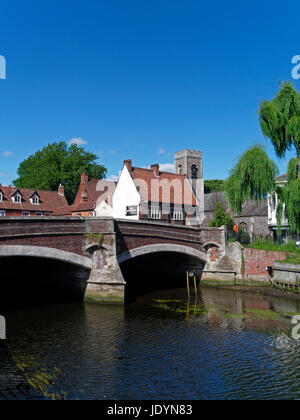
[0,191,3,202]
[30,193,40,205]
[13,192,22,203]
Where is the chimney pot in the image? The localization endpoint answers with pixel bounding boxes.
[58,183,65,197]
[81,171,89,183]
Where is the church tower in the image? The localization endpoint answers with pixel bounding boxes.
[174,149,203,180]
[174,149,203,225]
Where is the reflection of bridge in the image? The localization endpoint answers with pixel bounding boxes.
[0,217,227,305]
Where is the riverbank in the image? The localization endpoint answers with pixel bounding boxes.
[198,279,300,301]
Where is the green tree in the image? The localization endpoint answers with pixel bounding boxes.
[13,142,107,204]
[209,202,234,231]
[204,179,225,193]
[225,145,278,214]
[259,81,300,159]
[259,82,300,233]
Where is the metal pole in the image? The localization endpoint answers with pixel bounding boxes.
[186,271,190,300]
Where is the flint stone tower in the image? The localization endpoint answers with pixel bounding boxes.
[174,149,203,181]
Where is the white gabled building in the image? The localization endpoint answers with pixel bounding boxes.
[267,174,289,240]
[112,162,141,220]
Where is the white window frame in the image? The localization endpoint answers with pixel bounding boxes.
[22,211,30,216]
[0,192,3,202]
[13,193,22,203]
[0,210,6,216]
[150,205,161,220]
[31,194,40,205]
[35,211,43,216]
[171,207,184,221]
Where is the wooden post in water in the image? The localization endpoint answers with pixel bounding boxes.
[186,271,190,300]
[194,275,197,298]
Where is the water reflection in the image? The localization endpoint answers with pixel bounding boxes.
[1,286,300,399]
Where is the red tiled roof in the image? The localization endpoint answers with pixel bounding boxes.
[130,167,197,206]
[72,178,116,213]
[52,206,73,216]
[0,186,68,212]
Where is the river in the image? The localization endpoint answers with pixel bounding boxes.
[1,285,300,400]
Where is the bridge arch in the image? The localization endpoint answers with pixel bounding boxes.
[117,243,207,264]
[0,245,92,308]
[0,245,92,269]
[117,244,207,303]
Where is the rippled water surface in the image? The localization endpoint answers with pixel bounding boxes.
[1,286,300,400]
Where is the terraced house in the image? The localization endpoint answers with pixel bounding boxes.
[0,184,68,217]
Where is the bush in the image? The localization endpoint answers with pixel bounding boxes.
[209,202,234,230]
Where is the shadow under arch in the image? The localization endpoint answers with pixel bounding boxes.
[0,246,92,310]
[117,244,207,303]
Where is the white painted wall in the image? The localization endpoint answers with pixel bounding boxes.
[267,192,289,227]
[113,165,140,220]
[95,200,113,217]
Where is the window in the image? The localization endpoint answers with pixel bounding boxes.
[35,212,43,216]
[31,194,40,205]
[0,192,3,202]
[191,165,198,179]
[178,165,183,175]
[0,210,5,216]
[13,193,22,203]
[171,207,184,220]
[22,211,30,216]
[44,212,51,216]
[150,205,161,220]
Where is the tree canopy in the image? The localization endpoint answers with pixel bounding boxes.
[204,179,225,194]
[225,145,278,214]
[259,81,300,158]
[13,142,107,204]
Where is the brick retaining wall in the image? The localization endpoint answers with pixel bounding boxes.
[243,248,287,279]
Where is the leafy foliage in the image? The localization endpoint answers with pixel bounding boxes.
[259,81,300,158]
[225,145,278,214]
[13,142,107,204]
[209,202,234,230]
[204,179,225,193]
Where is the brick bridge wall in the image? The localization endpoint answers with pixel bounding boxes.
[0,217,228,303]
[0,218,226,259]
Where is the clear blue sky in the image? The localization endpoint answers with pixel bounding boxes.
[0,0,299,184]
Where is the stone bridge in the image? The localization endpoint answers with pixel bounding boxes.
[0,217,227,305]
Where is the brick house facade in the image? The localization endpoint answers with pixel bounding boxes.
[0,184,68,217]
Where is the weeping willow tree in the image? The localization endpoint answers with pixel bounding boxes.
[259,81,300,158]
[259,82,300,233]
[225,145,278,214]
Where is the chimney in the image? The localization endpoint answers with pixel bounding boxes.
[151,164,160,176]
[58,183,65,197]
[123,159,132,171]
[81,171,89,183]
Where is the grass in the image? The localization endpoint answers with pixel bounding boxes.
[279,255,300,265]
[245,239,300,254]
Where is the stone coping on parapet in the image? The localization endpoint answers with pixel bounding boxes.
[0,216,226,232]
